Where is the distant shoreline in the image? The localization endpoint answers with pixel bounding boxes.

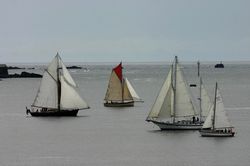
[3,61,250,66]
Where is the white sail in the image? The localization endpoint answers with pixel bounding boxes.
[61,60,77,87]
[202,88,232,129]
[201,84,212,117]
[125,78,141,101]
[60,76,89,110]
[32,53,89,110]
[214,89,232,128]
[123,79,133,101]
[202,105,213,129]
[175,64,196,117]
[104,71,123,101]
[147,68,173,120]
[47,54,60,81]
[32,69,58,109]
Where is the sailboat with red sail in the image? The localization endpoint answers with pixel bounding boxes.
[104,62,142,107]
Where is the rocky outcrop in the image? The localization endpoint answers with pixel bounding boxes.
[0,64,42,78]
[9,72,42,78]
[66,65,82,69]
[0,64,9,78]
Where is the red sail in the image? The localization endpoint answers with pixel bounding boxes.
[113,62,123,81]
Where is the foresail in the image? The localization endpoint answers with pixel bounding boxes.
[201,85,212,117]
[123,79,133,101]
[125,78,141,101]
[158,85,174,120]
[147,68,173,120]
[175,64,196,117]
[60,76,89,110]
[202,105,213,129]
[104,71,123,101]
[214,89,232,128]
[32,71,58,109]
[61,60,77,87]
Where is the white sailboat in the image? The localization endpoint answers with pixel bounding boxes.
[104,62,142,107]
[200,82,235,137]
[26,53,90,116]
[146,56,203,130]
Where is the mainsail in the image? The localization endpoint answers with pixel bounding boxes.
[32,53,89,110]
[202,86,232,129]
[175,64,196,117]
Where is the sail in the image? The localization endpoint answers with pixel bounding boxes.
[47,54,60,81]
[123,78,133,101]
[32,53,89,110]
[175,64,196,117]
[202,88,232,129]
[125,78,141,101]
[104,70,123,101]
[202,105,213,129]
[61,60,77,87]
[60,76,89,109]
[147,68,173,120]
[32,63,59,109]
[214,89,232,128]
[201,84,212,117]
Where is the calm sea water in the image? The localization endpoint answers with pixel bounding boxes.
[0,63,250,166]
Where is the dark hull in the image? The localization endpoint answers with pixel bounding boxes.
[29,110,79,117]
[200,129,235,137]
[104,101,134,107]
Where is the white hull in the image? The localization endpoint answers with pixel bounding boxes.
[200,130,235,137]
[149,120,203,130]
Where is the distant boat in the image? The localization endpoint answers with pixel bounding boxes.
[146,56,203,130]
[215,62,224,68]
[104,62,142,107]
[26,53,90,116]
[199,82,235,137]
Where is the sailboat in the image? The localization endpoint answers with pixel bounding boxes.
[146,56,203,130]
[26,53,90,116]
[104,62,142,107]
[200,82,235,137]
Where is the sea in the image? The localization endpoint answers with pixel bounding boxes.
[0,62,249,166]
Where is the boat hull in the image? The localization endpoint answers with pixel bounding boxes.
[29,109,79,117]
[200,130,235,137]
[104,101,134,107]
[149,120,203,130]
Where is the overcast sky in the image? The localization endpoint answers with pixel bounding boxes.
[0,0,250,63]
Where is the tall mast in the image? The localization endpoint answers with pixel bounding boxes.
[56,53,61,111]
[212,82,218,130]
[199,77,202,122]
[197,61,200,77]
[121,62,124,102]
[173,56,178,123]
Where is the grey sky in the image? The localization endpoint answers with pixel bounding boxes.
[1,0,250,63]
